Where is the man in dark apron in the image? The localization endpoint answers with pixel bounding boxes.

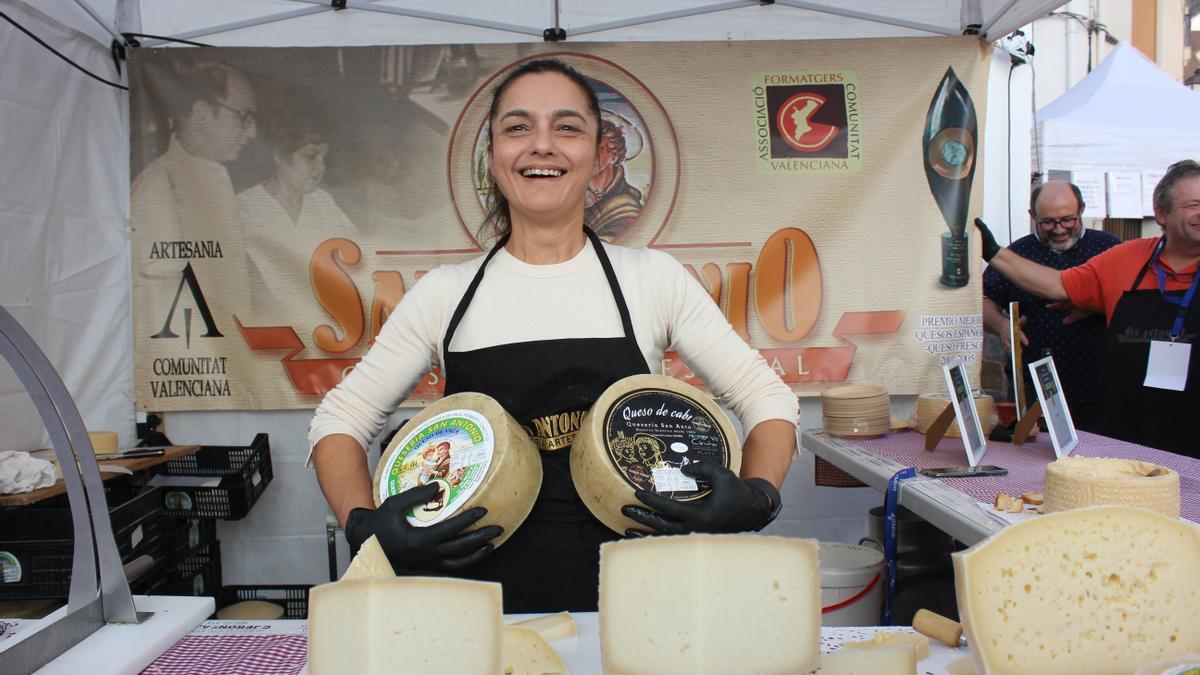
[975,160,1200,458]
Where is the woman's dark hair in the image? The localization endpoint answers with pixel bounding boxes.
[480,59,602,241]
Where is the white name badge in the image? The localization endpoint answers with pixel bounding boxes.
[1144,340,1191,391]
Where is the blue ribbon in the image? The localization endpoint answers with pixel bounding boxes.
[883,467,917,625]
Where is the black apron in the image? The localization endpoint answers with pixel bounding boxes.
[440,226,650,612]
[1099,238,1200,457]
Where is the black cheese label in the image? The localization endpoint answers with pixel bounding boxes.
[601,388,732,501]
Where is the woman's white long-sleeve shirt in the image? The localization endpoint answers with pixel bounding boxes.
[307,240,798,461]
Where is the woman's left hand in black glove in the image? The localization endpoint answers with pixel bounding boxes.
[621,461,781,537]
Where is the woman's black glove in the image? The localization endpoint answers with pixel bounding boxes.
[975,217,1001,262]
[621,461,781,536]
[344,483,502,573]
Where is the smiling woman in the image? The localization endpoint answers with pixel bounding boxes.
[308,58,800,614]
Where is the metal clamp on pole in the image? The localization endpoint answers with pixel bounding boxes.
[0,306,148,673]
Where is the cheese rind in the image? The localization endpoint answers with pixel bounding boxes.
[599,533,819,675]
[571,374,741,534]
[374,392,541,548]
[510,611,577,641]
[954,506,1200,675]
[502,626,568,675]
[816,645,917,675]
[1042,456,1180,518]
[307,577,502,675]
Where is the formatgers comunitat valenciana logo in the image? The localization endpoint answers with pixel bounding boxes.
[752,70,861,174]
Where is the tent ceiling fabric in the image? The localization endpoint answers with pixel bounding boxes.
[53,0,1065,47]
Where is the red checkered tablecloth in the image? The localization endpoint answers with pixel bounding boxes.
[850,430,1200,522]
[141,624,307,675]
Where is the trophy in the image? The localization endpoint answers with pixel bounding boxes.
[923,67,978,288]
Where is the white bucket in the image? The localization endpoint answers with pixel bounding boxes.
[819,541,884,627]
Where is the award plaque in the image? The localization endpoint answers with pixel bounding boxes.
[923,67,978,288]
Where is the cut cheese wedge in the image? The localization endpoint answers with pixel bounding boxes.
[502,625,568,675]
[341,535,395,580]
[307,577,502,675]
[954,506,1200,675]
[571,374,741,534]
[816,645,917,674]
[599,533,819,675]
[842,631,930,662]
[1042,456,1180,518]
[511,611,577,641]
[374,392,541,548]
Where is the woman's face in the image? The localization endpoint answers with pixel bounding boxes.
[488,71,598,229]
[278,141,328,195]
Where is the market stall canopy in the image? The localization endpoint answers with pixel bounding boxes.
[50,1,1067,49]
[1036,41,1200,173]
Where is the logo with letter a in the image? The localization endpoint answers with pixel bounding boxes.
[152,262,224,349]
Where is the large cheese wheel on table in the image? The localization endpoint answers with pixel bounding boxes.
[953,505,1200,675]
[373,392,541,548]
[1042,456,1180,518]
[570,374,741,534]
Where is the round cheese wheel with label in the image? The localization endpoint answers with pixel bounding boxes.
[373,392,541,549]
[571,374,742,534]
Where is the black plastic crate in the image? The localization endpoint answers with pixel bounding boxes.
[153,434,272,519]
[0,486,165,599]
[0,531,165,600]
[161,517,217,565]
[219,584,310,620]
[165,540,222,598]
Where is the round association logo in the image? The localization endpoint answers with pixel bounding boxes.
[449,52,679,248]
[777,92,840,152]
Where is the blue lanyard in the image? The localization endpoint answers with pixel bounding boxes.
[883,467,917,625]
[1151,242,1200,340]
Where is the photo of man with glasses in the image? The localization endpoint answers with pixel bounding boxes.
[132,60,258,286]
[981,180,1120,431]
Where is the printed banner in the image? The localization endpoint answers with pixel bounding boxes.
[129,38,990,411]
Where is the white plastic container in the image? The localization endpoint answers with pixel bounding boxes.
[819,541,884,627]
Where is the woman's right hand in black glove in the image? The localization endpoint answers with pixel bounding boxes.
[344,482,502,573]
[975,218,1002,262]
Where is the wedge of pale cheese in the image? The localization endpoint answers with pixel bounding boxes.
[307,577,502,675]
[341,535,394,580]
[816,645,917,674]
[374,392,542,548]
[571,374,741,534]
[510,611,577,641]
[599,533,819,675]
[502,625,568,675]
[842,631,930,662]
[954,505,1200,675]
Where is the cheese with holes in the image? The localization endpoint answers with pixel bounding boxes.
[599,534,819,675]
[502,626,568,675]
[1042,456,1180,518]
[816,645,917,674]
[374,392,541,548]
[953,506,1200,675]
[571,374,741,534]
[511,611,577,641]
[842,631,930,662]
[341,535,394,580]
[307,577,502,675]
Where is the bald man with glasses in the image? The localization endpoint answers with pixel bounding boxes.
[981,180,1120,432]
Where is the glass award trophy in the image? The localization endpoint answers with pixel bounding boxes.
[923,67,978,288]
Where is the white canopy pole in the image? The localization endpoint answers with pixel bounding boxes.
[136,5,328,46]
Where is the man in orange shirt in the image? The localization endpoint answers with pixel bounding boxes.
[976,160,1200,457]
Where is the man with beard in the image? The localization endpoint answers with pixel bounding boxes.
[982,180,1119,432]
